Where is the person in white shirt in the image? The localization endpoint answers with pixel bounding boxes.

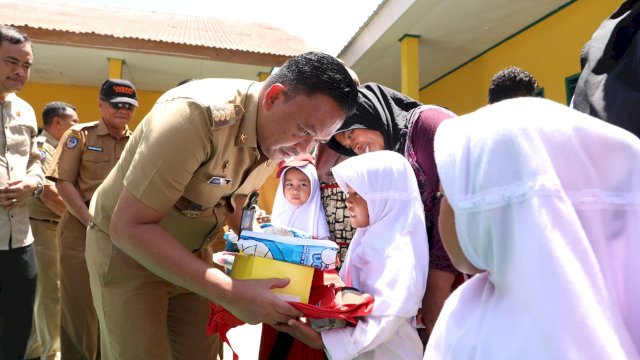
[0,24,45,359]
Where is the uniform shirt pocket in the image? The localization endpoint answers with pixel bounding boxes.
[6,124,34,157]
[182,174,231,210]
[81,150,112,181]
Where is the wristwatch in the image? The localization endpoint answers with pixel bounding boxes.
[33,180,44,198]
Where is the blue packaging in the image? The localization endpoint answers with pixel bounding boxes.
[238,230,339,270]
[224,231,239,253]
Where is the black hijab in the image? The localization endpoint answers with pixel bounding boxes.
[327,83,422,156]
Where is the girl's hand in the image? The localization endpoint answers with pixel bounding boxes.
[273,317,324,349]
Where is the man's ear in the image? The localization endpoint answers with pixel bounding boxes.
[262,83,285,111]
[52,116,61,128]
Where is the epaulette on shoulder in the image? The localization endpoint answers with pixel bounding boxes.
[70,121,99,132]
[207,104,244,130]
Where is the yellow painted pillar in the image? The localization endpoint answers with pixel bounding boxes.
[257,167,279,216]
[108,58,123,79]
[257,71,270,82]
[398,34,420,100]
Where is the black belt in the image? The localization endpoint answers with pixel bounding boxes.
[30,217,59,225]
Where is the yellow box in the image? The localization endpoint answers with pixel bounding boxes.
[230,254,313,303]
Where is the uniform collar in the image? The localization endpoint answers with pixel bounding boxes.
[97,118,131,137]
[41,129,60,147]
[1,93,17,106]
[235,82,262,148]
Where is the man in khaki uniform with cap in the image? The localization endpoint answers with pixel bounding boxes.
[24,102,78,360]
[85,51,358,360]
[47,79,137,360]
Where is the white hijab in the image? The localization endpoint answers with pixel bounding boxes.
[332,150,429,317]
[427,98,640,359]
[271,163,330,239]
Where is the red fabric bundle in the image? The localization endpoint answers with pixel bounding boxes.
[207,269,374,358]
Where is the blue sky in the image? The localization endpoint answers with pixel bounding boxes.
[61,0,382,55]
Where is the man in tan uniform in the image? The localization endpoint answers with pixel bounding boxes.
[48,79,137,360]
[85,51,358,360]
[0,25,46,360]
[24,102,78,360]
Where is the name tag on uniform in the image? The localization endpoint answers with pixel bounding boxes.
[208,176,231,185]
[87,146,103,152]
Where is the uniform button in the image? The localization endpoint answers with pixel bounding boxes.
[265,160,273,167]
[222,161,229,174]
[239,134,247,143]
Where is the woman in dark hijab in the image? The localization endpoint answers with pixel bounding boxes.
[327,82,463,345]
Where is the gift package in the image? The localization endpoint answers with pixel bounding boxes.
[216,224,339,304]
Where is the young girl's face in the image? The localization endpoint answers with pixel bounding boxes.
[283,167,311,207]
[345,184,370,228]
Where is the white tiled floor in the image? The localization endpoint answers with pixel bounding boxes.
[222,323,263,359]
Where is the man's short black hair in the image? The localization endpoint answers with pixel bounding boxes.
[265,51,358,117]
[488,66,539,104]
[176,78,197,87]
[0,25,30,47]
[42,101,76,127]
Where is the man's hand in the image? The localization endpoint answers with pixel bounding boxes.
[56,180,90,226]
[0,179,37,209]
[273,317,324,349]
[222,277,302,325]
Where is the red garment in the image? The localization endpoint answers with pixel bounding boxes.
[207,303,244,360]
[288,270,374,323]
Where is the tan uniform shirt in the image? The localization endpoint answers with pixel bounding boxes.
[47,120,131,201]
[91,78,275,251]
[0,93,45,249]
[28,130,60,221]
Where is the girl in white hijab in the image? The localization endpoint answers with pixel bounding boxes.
[271,158,331,240]
[276,150,429,360]
[427,97,640,359]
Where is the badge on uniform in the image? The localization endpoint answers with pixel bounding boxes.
[208,176,231,185]
[210,104,243,129]
[36,138,46,161]
[65,134,80,149]
[87,146,103,152]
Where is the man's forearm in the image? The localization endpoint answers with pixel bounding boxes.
[41,185,66,216]
[109,189,300,326]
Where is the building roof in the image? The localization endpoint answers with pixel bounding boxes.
[1,0,313,66]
